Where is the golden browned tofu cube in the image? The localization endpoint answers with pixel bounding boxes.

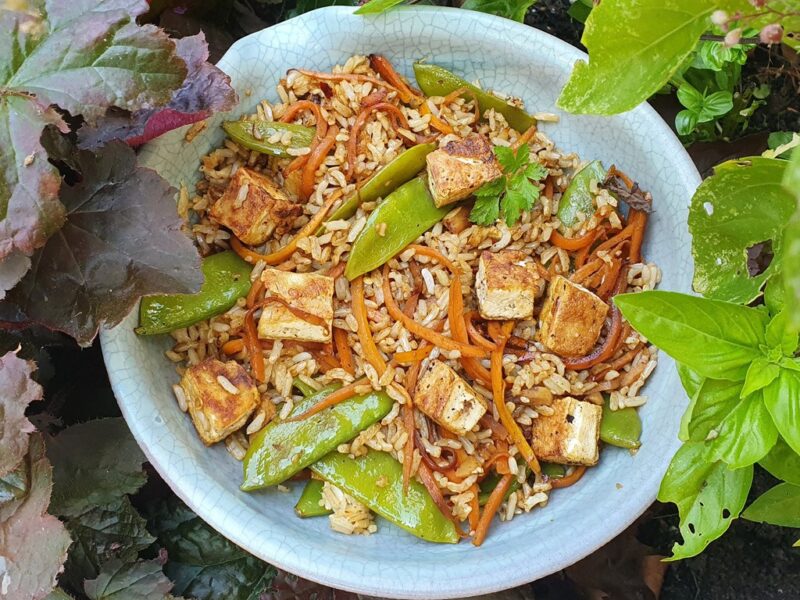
[257,268,334,343]
[181,358,259,445]
[530,396,601,465]
[538,275,609,357]
[210,168,301,245]
[475,250,541,320]
[425,134,502,207]
[414,359,488,435]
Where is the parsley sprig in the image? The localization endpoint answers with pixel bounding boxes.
[469,144,549,227]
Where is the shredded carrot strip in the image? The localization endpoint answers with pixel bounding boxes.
[592,223,634,257]
[402,290,421,318]
[464,312,498,352]
[483,451,511,475]
[244,307,265,383]
[472,473,513,546]
[382,264,487,358]
[301,124,339,200]
[368,54,423,105]
[230,189,342,266]
[259,296,329,333]
[574,226,607,268]
[402,401,416,493]
[246,278,264,309]
[332,327,355,375]
[592,343,643,381]
[468,482,480,532]
[417,462,463,536]
[550,465,587,489]
[628,209,648,263]
[351,276,388,376]
[570,258,604,285]
[440,87,481,123]
[490,322,541,476]
[316,352,340,372]
[394,345,435,364]
[511,124,538,150]
[596,257,624,300]
[419,101,455,135]
[346,102,409,180]
[326,261,346,278]
[550,229,597,251]
[288,377,368,421]
[281,101,328,175]
[222,338,245,355]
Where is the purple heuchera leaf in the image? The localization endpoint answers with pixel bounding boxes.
[78,33,238,149]
[0,434,72,600]
[8,141,203,346]
[0,350,41,476]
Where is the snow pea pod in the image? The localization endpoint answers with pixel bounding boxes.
[136,251,251,336]
[344,176,449,280]
[478,472,522,506]
[557,160,606,227]
[600,397,642,450]
[413,63,536,132]
[222,120,315,158]
[311,450,460,543]
[241,385,392,490]
[292,377,320,398]
[295,479,331,518]
[325,142,437,225]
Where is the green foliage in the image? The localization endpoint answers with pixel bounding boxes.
[658,442,752,560]
[354,0,406,15]
[149,497,277,600]
[688,157,795,304]
[461,0,537,23]
[470,145,548,226]
[742,483,800,528]
[760,439,800,486]
[83,559,173,600]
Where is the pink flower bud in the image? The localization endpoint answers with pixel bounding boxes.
[724,28,742,47]
[711,10,728,27]
[759,23,784,44]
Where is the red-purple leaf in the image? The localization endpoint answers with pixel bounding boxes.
[0,350,41,476]
[8,141,202,346]
[78,33,237,149]
[0,434,72,600]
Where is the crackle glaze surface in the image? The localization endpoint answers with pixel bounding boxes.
[101,7,699,598]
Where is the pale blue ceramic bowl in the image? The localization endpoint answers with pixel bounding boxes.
[102,7,699,598]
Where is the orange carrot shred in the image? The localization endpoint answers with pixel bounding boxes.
[332,327,355,375]
[351,275,388,376]
[472,473,513,546]
[550,465,587,489]
[288,377,368,421]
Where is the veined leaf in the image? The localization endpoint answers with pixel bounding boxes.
[689,157,794,304]
[0,435,72,600]
[707,389,777,469]
[677,362,704,442]
[760,438,800,486]
[742,483,800,528]
[614,291,769,381]
[354,0,406,15]
[461,0,537,23]
[557,0,751,115]
[8,141,202,345]
[763,369,800,457]
[783,150,800,330]
[658,442,752,560]
[0,350,41,475]
[740,357,780,398]
[84,559,173,600]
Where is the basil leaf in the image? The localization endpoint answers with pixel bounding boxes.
[557,0,724,115]
[740,357,780,398]
[684,377,741,443]
[759,438,800,486]
[460,0,536,23]
[675,110,699,136]
[708,389,778,469]
[742,483,800,528]
[688,157,794,304]
[766,310,799,356]
[783,204,800,331]
[658,442,752,560]
[698,90,733,121]
[677,362,704,442]
[764,273,786,316]
[676,84,703,113]
[614,291,769,381]
[354,0,406,14]
[763,369,800,457]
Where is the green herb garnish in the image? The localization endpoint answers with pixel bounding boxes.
[469,145,548,227]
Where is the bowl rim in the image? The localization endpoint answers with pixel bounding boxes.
[102,5,701,598]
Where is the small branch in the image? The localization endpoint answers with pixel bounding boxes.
[699,34,761,43]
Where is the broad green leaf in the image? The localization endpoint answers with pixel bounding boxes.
[764,369,800,457]
[698,90,733,121]
[688,157,794,304]
[765,310,798,356]
[683,377,741,442]
[740,357,780,398]
[658,442,752,560]
[614,291,769,381]
[742,483,800,527]
[354,0,406,15]
[557,0,749,114]
[783,150,800,329]
[675,110,698,136]
[764,273,786,316]
[707,389,777,469]
[461,0,537,22]
[148,497,277,600]
[63,497,155,590]
[677,362,704,442]
[760,438,800,486]
[47,418,147,518]
[677,84,703,112]
[84,559,172,600]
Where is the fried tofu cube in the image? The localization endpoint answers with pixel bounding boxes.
[181,358,259,445]
[538,275,609,357]
[210,167,301,245]
[530,396,602,465]
[414,360,488,435]
[257,268,334,343]
[475,250,541,320]
[426,134,502,207]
